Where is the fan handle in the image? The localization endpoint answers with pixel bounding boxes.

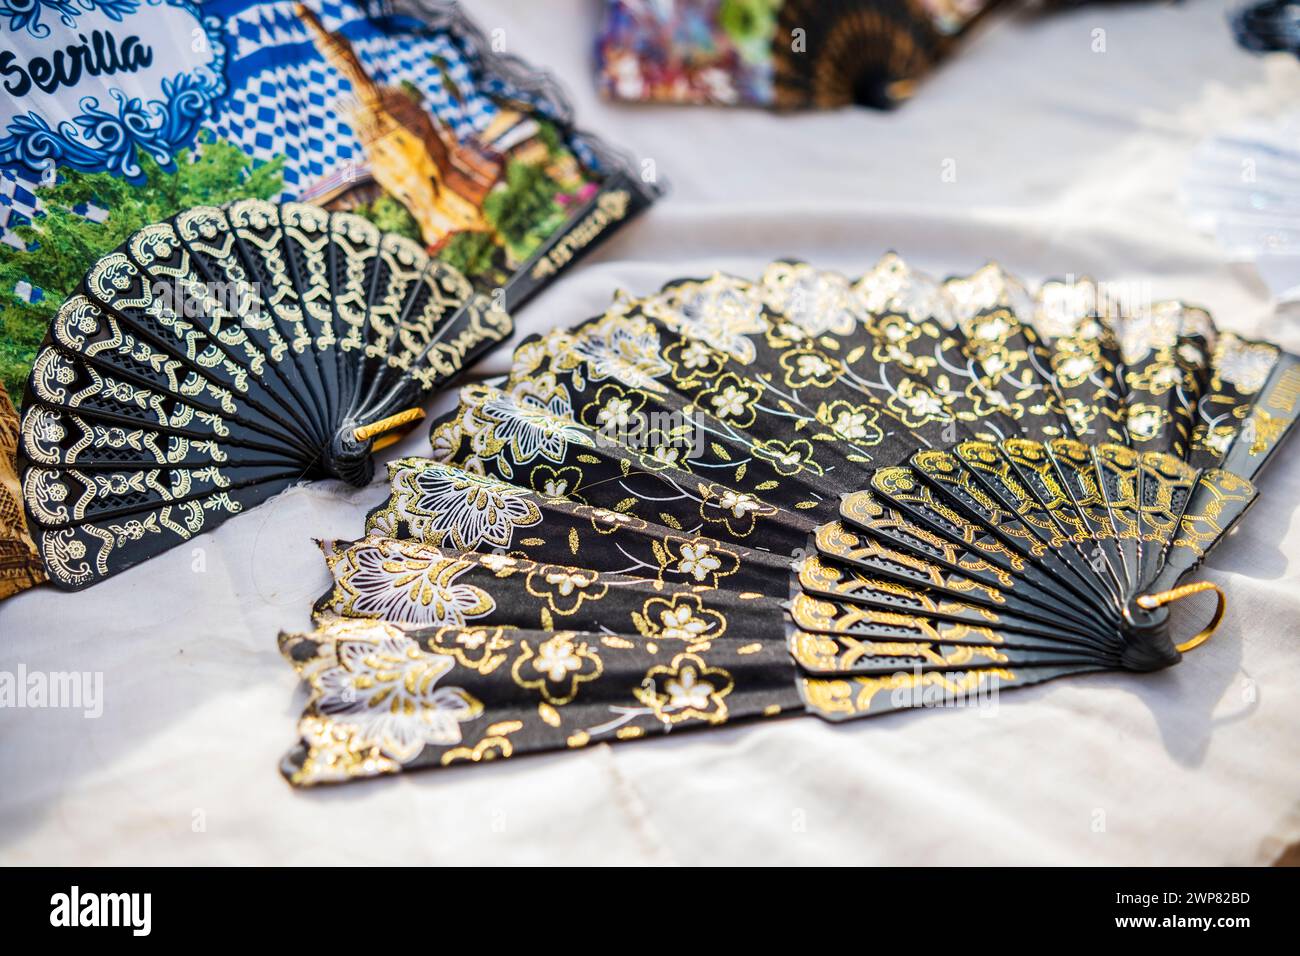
[353,408,428,449]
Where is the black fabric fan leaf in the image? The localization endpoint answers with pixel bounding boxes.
[18,200,513,590]
[278,257,1299,786]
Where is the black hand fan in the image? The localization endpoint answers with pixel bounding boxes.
[17,200,513,589]
[771,0,952,109]
[279,257,1300,785]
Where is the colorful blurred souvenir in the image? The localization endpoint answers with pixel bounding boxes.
[595,0,994,109]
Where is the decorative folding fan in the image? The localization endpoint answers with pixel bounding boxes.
[281,257,1300,785]
[16,200,512,589]
[769,0,966,109]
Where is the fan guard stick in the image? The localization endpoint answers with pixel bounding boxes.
[353,408,427,444]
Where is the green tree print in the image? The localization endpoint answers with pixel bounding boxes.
[0,133,285,404]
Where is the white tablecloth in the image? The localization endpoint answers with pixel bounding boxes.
[3,0,1299,865]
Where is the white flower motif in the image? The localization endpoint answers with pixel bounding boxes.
[26,408,67,448]
[971,314,1011,341]
[773,320,808,342]
[1203,427,1234,455]
[1064,401,1091,434]
[718,490,761,518]
[903,388,945,417]
[591,507,635,528]
[1151,363,1183,387]
[649,445,683,467]
[678,543,722,581]
[1056,354,1095,382]
[665,667,715,711]
[478,553,518,573]
[1127,405,1163,441]
[545,569,588,597]
[711,385,748,419]
[796,353,833,378]
[456,630,488,650]
[596,396,635,429]
[533,640,583,682]
[659,604,712,642]
[679,340,713,369]
[982,353,1007,376]
[833,410,869,440]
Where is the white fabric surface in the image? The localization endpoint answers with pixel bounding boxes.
[3,0,1300,865]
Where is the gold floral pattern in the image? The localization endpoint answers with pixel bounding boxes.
[321,538,496,626]
[525,564,610,615]
[633,593,728,647]
[665,538,737,585]
[283,620,485,784]
[511,633,604,705]
[570,314,674,392]
[816,400,884,444]
[371,462,542,550]
[638,274,767,363]
[887,378,950,428]
[634,653,735,724]
[696,372,762,427]
[698,482,781,536]
[780,348,843,388]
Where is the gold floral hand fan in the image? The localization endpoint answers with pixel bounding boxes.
[17,200,512,589]
[281,257,1299,785]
